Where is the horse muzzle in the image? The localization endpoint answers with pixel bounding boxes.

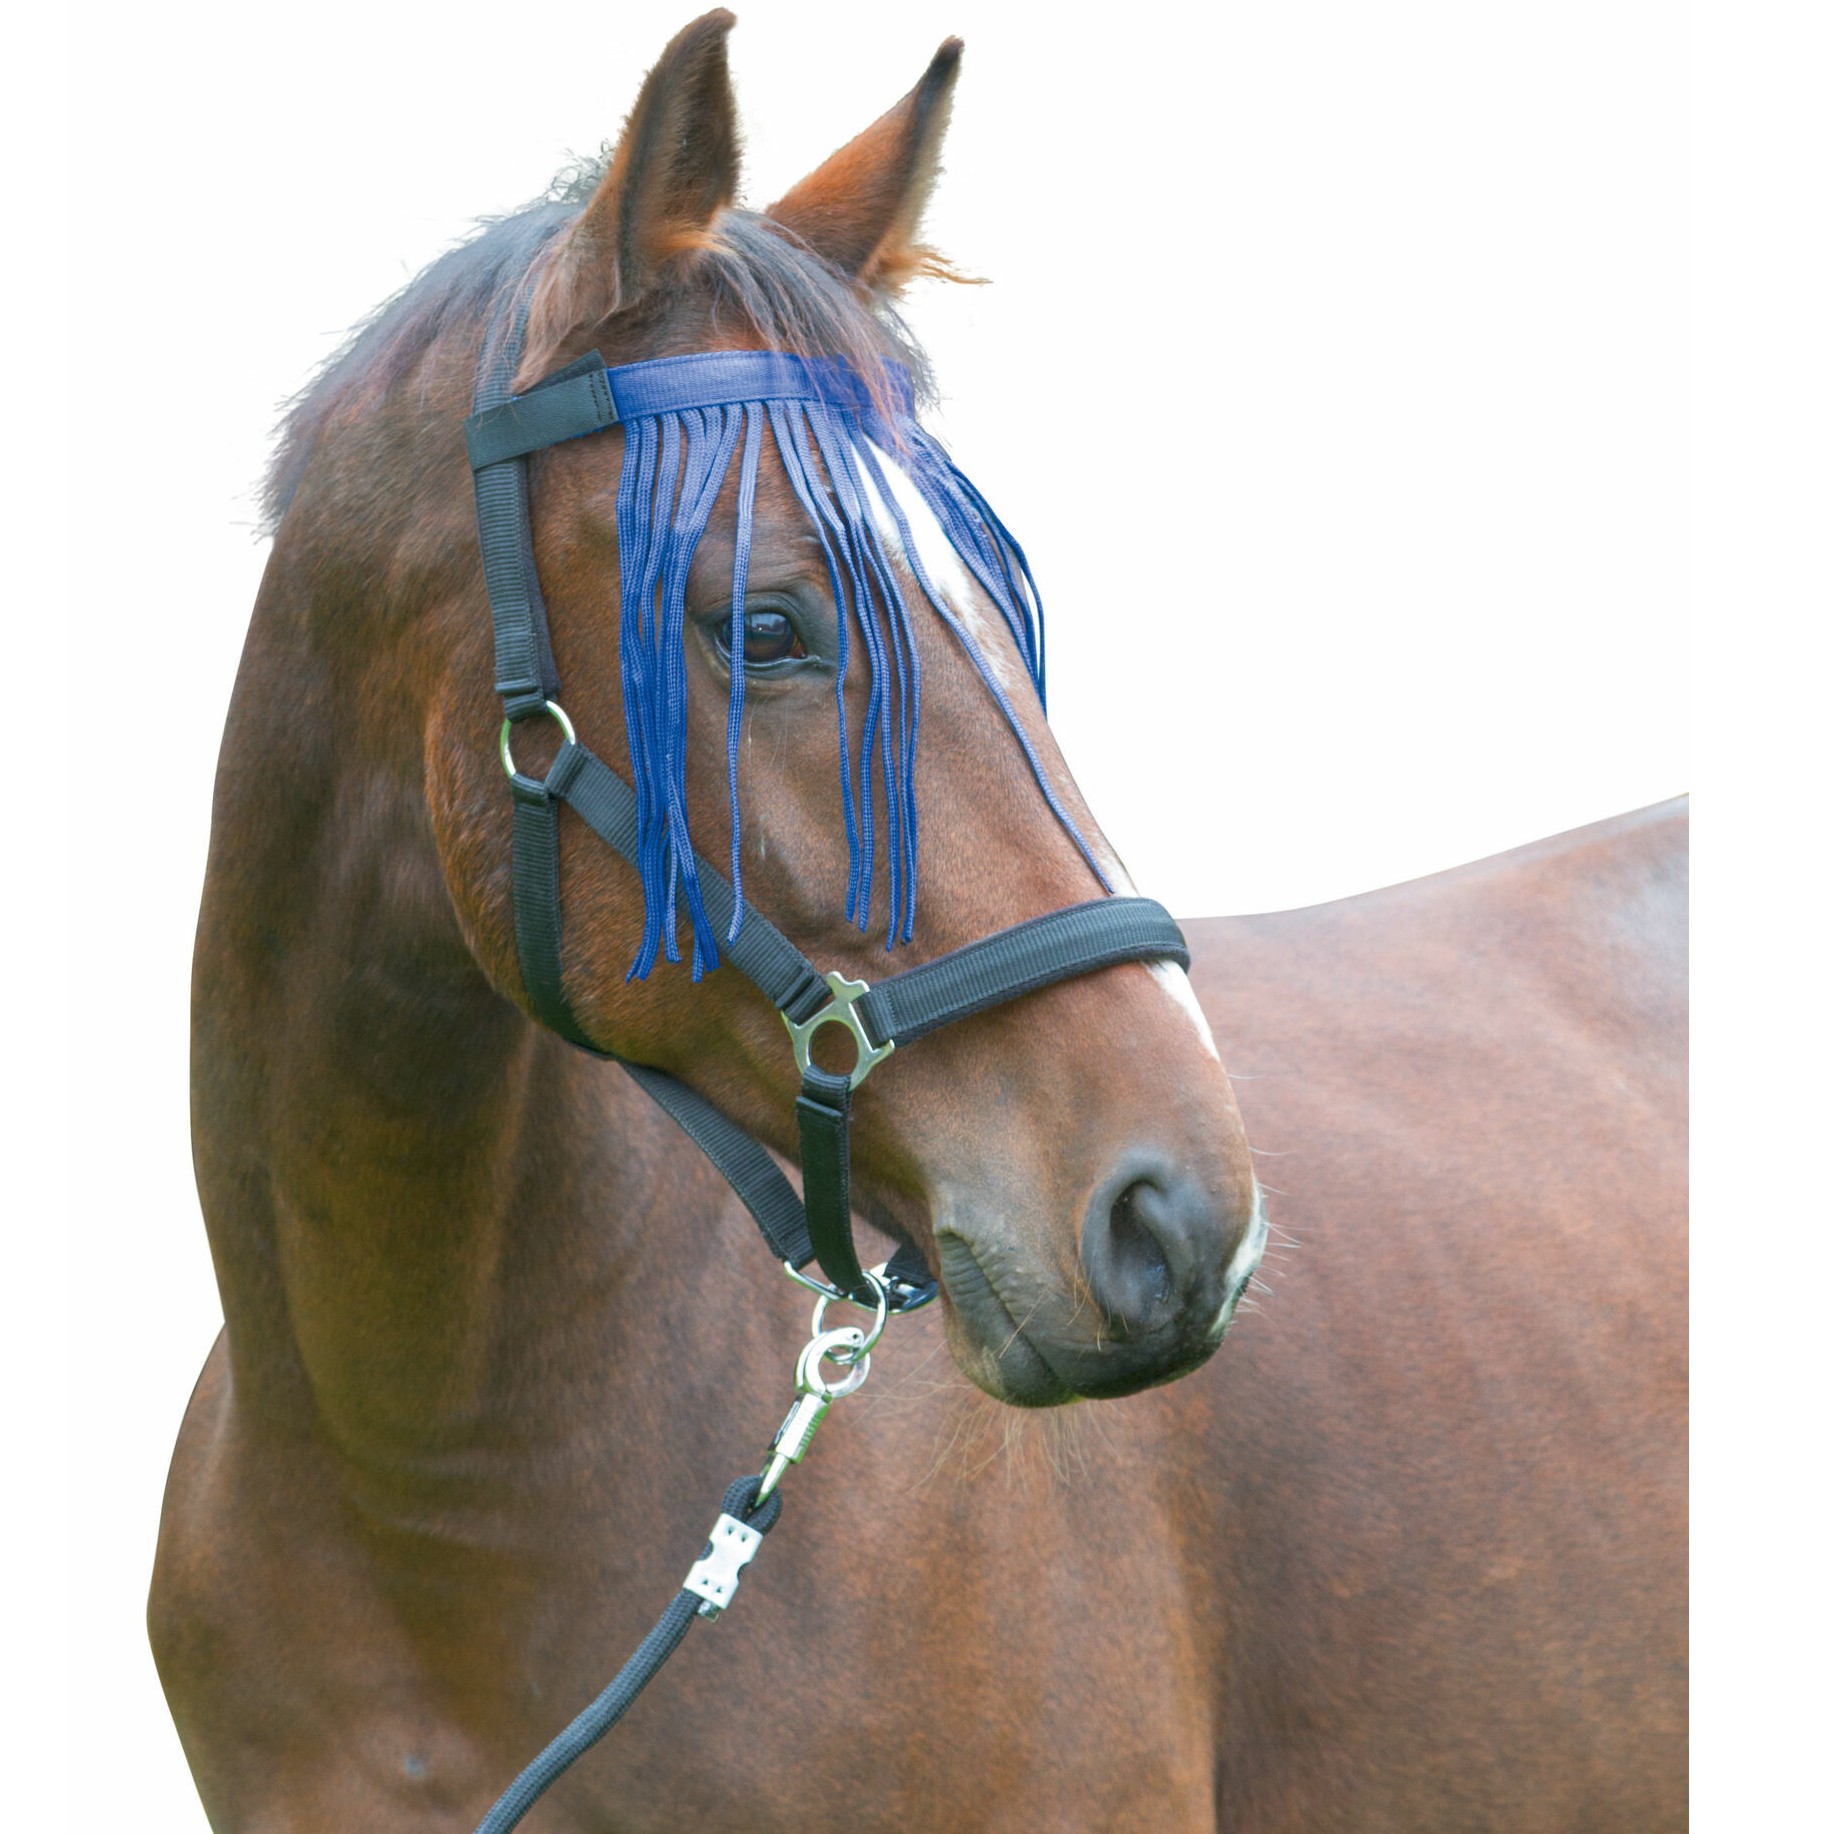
[934,1165,1265,1405]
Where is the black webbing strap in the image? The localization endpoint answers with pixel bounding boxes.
[508,774,597,1050]
[859,898,1190,1050]
[628,1059,930,1299]
[795,1069,869,1301]
[467,368,621,469]
[620,1062,813,1267]
[471,340,605,722]
[471,323,616,1057]
[879,1241,936,1302]
[784,902,1191,1303]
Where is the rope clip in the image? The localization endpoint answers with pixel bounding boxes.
[754,1269,890,1507]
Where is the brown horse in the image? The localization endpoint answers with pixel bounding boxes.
[151,15,1685,1830]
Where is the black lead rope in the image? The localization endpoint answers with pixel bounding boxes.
[464,287,1193,1823]
[473,1477,782,1834]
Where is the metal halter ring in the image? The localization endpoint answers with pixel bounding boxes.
[810,1269,891,1361]
[796,1327,873,1400]
[781,1259,894,1320]
[781,971,895,1091]
[499,700,576,780]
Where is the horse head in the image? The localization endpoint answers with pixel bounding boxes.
[286,11,1263,1405]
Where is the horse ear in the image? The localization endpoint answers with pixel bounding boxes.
[766,39,964,296]
[522,9,741,376]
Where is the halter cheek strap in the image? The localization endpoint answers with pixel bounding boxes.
[468,302,1190,1308]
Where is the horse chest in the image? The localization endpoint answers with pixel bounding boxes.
[166,1353,1231,1832]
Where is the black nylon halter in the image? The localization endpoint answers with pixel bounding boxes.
[467,296,1189,1307]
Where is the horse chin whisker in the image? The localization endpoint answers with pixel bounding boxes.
[993,1289,1051,1365]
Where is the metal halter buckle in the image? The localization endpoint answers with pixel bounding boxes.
[781,971,894,1090]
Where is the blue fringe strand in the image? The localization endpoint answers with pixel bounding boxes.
[613,371,1108,982]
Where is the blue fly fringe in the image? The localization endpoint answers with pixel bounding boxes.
[611,357,1105,983]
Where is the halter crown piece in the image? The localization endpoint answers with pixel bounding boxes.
[467,283,1190,1306]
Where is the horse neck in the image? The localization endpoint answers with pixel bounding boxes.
[190,455,670,1499]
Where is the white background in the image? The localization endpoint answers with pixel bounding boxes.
[10,0,1823,1827]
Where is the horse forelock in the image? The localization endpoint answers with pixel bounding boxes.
[261,173,932,534]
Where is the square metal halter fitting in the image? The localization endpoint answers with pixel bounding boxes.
[683,1513,764,1619]
[782,972,895,1091]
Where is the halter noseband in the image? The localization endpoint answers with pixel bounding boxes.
[466,297,1189,1308]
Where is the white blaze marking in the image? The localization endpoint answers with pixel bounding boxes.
[1226,1184,1270,1292]
[861,442,1027,699]
[1150,962,1222,1062]
[1210,1184,1270,1339]
[1096,848,1138,894]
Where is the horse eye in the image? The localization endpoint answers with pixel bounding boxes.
[728,607,806,666]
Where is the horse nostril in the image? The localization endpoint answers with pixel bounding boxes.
[1083,1177,1178,1328]
[1111,1183,1174,1309]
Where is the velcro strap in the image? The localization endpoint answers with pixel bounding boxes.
[467,369,620,469]
[858,897,1188,1049]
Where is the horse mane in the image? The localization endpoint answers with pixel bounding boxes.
[262,152,934,533]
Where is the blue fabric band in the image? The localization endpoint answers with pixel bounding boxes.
[606,350,912,422]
